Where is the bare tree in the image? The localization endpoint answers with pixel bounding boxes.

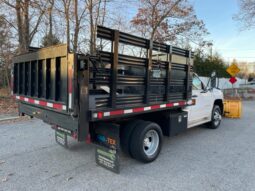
[41,0,61,47]
[56,0,89,52]
[86,0,99,53]
[0,0,120,54]
[131,0,207,43]
[234,0,255,29]
[2,0,49,53]
[48,0,54,38]
[73,0,87,52]
[0,14,15,90]
[58,0,72,49]
[85,0,109,53]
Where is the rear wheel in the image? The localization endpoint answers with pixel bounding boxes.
[207,105,222,129]
[120,120,144,156]
[129,121,163,163]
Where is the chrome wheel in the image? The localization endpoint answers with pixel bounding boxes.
[143,130,159,157]
[213,109,222,126]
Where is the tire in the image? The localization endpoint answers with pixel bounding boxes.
[207,105,222,129]
[120,120,144,156]
[129,121,163,163]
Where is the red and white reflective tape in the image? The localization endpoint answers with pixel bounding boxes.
[15,95,67,111]
[68,93,72,109]
[93,100,190,119]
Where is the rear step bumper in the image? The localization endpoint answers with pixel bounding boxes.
[19,102,78,132]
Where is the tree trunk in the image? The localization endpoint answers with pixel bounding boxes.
[4,66,10,91]
[99,0,106,49]
[88,0,94,54]
[16,0,24,53]
[49,0,54,37]
[5,0,49,53]
[15,0,30,53]
[73,0,79,52]
[64,0,71,49]
[66,11,70,49]
[23,0,30,51]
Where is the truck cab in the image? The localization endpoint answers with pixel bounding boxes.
[185,73,224,129]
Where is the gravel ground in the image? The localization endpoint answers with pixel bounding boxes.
[0,101,254,191]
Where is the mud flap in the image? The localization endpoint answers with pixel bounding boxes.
[55,130,68,148]
[93,123,120,173]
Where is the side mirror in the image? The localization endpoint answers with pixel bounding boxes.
[211,72,217,88]
[206,71,217,89]
[201,82,205,90]
[201,82,209,93]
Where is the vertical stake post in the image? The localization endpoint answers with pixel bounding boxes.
[110,30,119,108]
[165,45,172,102]
[145,40,153,104]
[186,50,191,101]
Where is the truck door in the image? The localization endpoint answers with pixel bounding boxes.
[188,75,214,126]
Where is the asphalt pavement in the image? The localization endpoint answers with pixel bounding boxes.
[0,101,255,191]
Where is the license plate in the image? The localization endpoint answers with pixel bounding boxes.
[55,130,68,148]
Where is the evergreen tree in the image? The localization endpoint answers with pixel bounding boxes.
[41,33,61,47]
[193,52,230,78]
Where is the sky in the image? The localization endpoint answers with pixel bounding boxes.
[120,0,255,63]
[193,0,255,63]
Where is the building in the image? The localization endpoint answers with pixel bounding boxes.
[237,62,255,74]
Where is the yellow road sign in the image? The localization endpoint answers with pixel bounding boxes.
[226,64,240,77]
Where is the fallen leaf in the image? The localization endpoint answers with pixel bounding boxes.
[8,173,14,177]
[51,174,60,178]
[2,177,8,182]
[0,160,5,165]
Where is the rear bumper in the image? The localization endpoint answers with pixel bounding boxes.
[19,102,78,132]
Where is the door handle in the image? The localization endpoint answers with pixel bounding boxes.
[192,95,198,98]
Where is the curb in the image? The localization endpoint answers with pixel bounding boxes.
[0,116,20,122]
